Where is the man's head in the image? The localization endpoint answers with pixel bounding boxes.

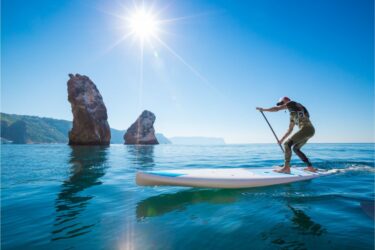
[276,96,291,106]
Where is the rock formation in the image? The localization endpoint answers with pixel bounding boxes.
[124,110,159,145]
[67,74,111,145]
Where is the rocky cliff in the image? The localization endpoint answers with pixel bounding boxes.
[67,74,111,145]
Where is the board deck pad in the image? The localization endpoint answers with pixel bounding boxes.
[136,167,337,189]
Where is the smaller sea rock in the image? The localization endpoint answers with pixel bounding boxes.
[124,110,159,145]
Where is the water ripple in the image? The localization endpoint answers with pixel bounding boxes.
[1,143,374,250]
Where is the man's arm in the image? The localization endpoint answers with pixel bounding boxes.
[256,104,287,112]
[279,121,295,144]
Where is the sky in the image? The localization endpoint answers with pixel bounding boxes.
[1,0,374,143]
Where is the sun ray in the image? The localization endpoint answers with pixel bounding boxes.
[139,39,144,109]
[100,2,218,54]
[157,11,221,25]
[98,1,224,102]
[103,32,134,55]
[153,35,218,92]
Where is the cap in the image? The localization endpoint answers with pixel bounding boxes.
[276,96,291,106]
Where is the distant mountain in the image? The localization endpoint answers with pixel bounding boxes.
[1,137,13,144]
[0,113,170,144]
[110,128,126,144]
[155,133,172,144]
[1,113,71,143]
[106,128,171,144]
[169,136,225,145]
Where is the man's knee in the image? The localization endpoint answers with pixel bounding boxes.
[292,145,300,154]
[284,140,293,149]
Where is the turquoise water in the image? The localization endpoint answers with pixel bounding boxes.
[1,144,374,250]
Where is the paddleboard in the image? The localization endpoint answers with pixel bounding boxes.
[136,167,337,189]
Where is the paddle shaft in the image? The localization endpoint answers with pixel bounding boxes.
[259,110,284,153]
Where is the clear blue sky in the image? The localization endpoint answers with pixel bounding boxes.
[1,0,374,143]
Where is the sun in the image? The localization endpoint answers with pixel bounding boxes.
[129,8,158,40]
[106,2,214,96]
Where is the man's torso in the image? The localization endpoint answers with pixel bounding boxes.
[286,101,313,128]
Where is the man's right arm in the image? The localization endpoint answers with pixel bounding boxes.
[256,104,287,112]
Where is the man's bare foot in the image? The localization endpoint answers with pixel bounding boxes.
[274,166,291,174]
[304,166,317,172]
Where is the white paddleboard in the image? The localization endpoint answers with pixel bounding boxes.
[136,167,337,189]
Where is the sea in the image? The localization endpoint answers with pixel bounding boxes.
[1,143,374,250]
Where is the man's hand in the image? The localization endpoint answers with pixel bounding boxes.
[256,107,264,111]
[278,139,284,145]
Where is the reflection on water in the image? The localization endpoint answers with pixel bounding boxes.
[1,144,373,249]
[261,205,326,249]
[52,146,108,241]
[137,189,246,219]
[260,187,327,248]
[360,200,375,220]
[137,187,327,249]
[288,205,326,236]
[127,145,155,169]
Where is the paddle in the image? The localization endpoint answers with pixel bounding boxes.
[259,110,284,153]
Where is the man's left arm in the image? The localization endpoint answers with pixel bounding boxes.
[279,121,295,144]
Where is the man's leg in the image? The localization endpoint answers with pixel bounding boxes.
[274,139,294,174]
[290,126,316,172]
[292,141,316,172]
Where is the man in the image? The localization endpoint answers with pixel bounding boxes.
[256,97,317,174]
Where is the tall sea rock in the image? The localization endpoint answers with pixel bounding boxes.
[124,110,159,145]
[67,74,111,145]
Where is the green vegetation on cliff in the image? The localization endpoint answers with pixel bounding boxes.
[1,113,71,143]
[0,113,171,144]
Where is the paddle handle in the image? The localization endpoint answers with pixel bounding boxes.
[259,110,284,153]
